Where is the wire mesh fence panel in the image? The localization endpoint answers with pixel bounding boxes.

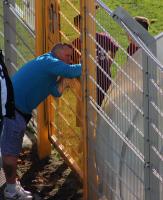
[0,1,4,49]
[1,0,163,199]
[15,0,35,31]
[150,33,163,200]
[3,0,35,74]
[48,0,83,178]
[85,1,163,200]
[1,0,36,131]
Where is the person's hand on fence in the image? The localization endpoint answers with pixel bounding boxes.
[57,77,72,94]
[57,78,81,99]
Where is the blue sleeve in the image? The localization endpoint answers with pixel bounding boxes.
[50,84,62,97]
[49,59,82,78]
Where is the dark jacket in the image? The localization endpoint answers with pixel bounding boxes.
[0,50,15,119]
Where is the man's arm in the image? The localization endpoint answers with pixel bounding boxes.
[50,84,62,98]
[49,59,82,78]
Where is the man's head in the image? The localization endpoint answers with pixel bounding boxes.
[51,43,73,64]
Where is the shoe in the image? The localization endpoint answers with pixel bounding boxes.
[16,181,32,196]
[4,181,33,200]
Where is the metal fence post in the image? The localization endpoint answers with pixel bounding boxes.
[3,0,17,75]
[144,39,160,200]
[35,0,52,159]
[84,0,98,199]
[107,6,160,200]
[81,1,88,199]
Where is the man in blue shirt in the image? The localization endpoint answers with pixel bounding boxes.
[0,43,82,200]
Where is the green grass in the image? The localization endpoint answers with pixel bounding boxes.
[0,1,35,68]
[104,0,163,36]
[95,1,163,77]
[16,20,35,67]
[59,0,163,78]
[60,0,80,42]
[59,0,163,44]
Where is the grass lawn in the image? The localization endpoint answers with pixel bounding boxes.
[59,0,163,78]
[105,0,163,36]
[0,1,35,67]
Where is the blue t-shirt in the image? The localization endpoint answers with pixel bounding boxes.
[12,52,81,114]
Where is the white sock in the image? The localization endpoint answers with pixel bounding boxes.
[6,183,16,193]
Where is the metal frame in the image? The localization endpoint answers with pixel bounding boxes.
[112,7,159,200]
[3,0,17,75]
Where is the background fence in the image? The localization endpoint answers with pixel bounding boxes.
[47,0,84,178]
[2,0,35,73]
[86,1,163,200]
[0,1,163,200]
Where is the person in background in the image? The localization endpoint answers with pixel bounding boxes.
[0,43,82,200]
[72,14,119,107]
[127,16,150,56]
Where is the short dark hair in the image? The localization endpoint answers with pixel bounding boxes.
[51,43,72,55]
[134,16,150,30]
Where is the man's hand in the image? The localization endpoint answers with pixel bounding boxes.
[57,78,81,96]
[58,78,72,94]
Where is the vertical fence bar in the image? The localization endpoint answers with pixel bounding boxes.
[81,1,88,199]
[85,0,97,199]
[143,41,160,200]
[142,49,151,200]
[35,0,52,159]
[46,0,60,150]
[3,0,17,75]
[45,0,60,139]
[141,32,160,200]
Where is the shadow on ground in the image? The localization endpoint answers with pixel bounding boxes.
[0,145,83,200]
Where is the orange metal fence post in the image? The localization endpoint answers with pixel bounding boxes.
[44,0,60,143]
[35,0,51,159]
[81,0,88,199]
[82,0,96,199]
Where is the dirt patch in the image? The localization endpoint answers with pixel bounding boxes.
[0,145,83,200]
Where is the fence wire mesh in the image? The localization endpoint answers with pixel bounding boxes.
[86,1,163,200]
[48,0,83,178]
[1,1,163,199]
[2,0,35,72]
[0,0,36,131]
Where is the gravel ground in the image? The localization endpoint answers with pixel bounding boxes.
[0,145,83,200]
